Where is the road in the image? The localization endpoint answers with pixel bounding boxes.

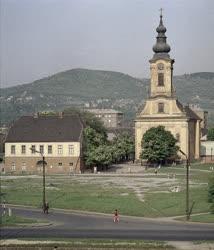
[1,206,214,241]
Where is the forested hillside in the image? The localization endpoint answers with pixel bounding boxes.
[1,69,213,126]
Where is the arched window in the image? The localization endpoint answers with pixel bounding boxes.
[158,73,164,86]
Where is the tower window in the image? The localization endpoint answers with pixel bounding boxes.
[158,103,164,113]
[158,73,164,86]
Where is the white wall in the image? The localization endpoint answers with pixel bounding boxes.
[200,141,214,156]
[5,142,80,157]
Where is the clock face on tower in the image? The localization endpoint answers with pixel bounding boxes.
[157,63,164,70]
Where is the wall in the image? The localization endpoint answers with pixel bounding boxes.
[201,141,214,163]
[4,142,82,174]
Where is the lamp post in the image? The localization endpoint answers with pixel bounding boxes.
[30,147,46,212]
[179,149,190,221]
[211,148,213,161]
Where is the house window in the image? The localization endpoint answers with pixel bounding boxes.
[69,162,73,166]
[11,145,16,155]
[40,145,44,154]
[21,145,26,154]
[11,162,16,171]
[158,103,164,113]
[158,73,164,86]
[68,145,74,155]
[58,145,63,155]
[48,145,52,154]
[22,162,26,171]
[58,162,62,167]
[31,145,36,154]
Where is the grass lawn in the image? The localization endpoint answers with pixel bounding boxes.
[1,214,39,226]
[177,213,214,223]
[1,164,213,219]
[0,239,175,249]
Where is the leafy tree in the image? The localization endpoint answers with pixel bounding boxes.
[83,126,110,170]
[208,175,214,213]
[84,144,113,170]
[112,133,135,162]
[207,128,214,141]
[140,126,179,164]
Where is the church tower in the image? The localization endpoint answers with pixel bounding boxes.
[150,12,174,98]
[135,12,201,162]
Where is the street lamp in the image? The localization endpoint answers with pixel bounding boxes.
[211,148,213,161]
[30,147,46,213]
[179,149,190,221]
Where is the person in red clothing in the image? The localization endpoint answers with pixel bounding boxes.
[113,209,119,223]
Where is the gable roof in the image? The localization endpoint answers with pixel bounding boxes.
[184,106,202,121]
[6,115,83,143]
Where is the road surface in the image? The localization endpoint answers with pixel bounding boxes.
[1,206,214,241]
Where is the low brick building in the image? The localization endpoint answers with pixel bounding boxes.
[4,114,84,174]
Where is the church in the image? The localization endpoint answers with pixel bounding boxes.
[135,13,201,162]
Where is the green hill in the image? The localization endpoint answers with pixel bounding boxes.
[1,69,214,126]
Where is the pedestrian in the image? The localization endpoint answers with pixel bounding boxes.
[154,169,158,175]
[113,209,119,223]
[45,202,49,214]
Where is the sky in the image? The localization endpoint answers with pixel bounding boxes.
[0,0,214,87]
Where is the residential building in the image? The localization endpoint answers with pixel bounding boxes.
[86,109,123,128]
[4,113,84,174]
[201,141,214,163]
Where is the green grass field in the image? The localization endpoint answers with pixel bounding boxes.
[1,214,39,226]
[177,213,214,223]
[1,163,214,219]
[0,239,175,249]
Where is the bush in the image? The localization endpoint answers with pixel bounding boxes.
[208,175,214,213]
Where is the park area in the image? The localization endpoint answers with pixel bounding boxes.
[1,163,214,222]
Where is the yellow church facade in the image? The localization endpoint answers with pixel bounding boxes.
[135,14,201,162]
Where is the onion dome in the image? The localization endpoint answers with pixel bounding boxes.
[152,13,171,55]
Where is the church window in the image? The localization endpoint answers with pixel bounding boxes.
[176,133,180,142]
[158,103,164,113]
[158,73,164,86]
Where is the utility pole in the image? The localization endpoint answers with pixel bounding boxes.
[179,149,190,221]
[30,147,46,212]
[42,155,46,212]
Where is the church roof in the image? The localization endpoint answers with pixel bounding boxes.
[184,106,202,121]
[152,12,171,60]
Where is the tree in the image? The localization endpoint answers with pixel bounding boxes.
[140,126,179,164]
[208,175,214,214]
[112,133,135,162]
[63,107,107,137]
[207,128,214,141]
